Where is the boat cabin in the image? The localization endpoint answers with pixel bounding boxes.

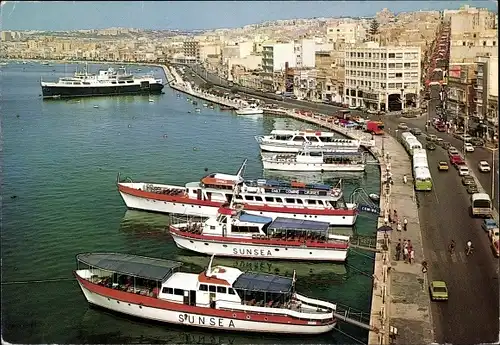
[266,130,360,146]
[294,150,363,164]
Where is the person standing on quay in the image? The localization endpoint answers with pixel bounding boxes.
[403,217,408,231]
[395,241,402,261]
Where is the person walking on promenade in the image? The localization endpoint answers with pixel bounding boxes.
[404,245,409,263]
[403,174,408,184]
[396,242,401,261]
[397,220,402,232]
[409,249,415,264]
[403,217,408,231]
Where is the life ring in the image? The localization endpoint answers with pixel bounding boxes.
[331,189,341,197]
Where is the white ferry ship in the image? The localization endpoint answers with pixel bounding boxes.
[117,160,358,226]
[236,104,263,115]
[169,204,350,262]
[262,149,366,172]
[41,66,164,98]
[255,129,361,153]
[75,253,338,334]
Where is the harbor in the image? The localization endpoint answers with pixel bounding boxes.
[2,62,381,344]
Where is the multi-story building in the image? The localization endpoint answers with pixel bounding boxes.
[261,39,316,74]
[182,40,200,63]
[445,64,477,123]
[344,42,421,112]
[326,22,366,45]
[475,55,498,131]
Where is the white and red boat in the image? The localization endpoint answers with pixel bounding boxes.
[117,160,358,226]
[169,204,350,262]
[74,253,338,334]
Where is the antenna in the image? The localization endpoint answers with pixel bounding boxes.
[236,159,247,178]
[206,253,216,277]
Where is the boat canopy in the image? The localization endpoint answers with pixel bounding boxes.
[232,272,293,293]
[268,217,330,233]
[239,212,274,224]
[77,253,182,282]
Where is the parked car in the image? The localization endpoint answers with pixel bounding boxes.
[398,123,408,130]
[470,138,485,147]
[442,142,451,149]
[478,161,491,172]
[466,184,479,194]
[482,219,499,232]
[438,161,449,171]
[429,281,449,301]
[462,176,475,186]
[464,143,475,152]
[410,128,422,135]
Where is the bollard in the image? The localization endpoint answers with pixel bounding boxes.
[383,265,387,282]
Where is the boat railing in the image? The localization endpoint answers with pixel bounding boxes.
[294,293,337,311]
[216,299,333,320]
[170,214,206,227]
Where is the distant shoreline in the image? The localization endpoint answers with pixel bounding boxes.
[4,58,166,68]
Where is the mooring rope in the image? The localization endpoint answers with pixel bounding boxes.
[1,277,74,285]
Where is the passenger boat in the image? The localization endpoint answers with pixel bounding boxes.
[169,204,350,262]
[236,104,264,115]
[74,253,338,334]
[262,148,365,172]
[117,160,358,226]
[40,65,164,99]
[255,130,360,153]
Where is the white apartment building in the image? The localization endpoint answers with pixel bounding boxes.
[344,42,421,111]
[476,55,498,128]
[262,39,316,73]
[326,22,366,45]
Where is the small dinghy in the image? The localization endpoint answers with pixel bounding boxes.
[369,193,380,201]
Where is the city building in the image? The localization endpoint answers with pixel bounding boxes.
[475,55,498,132]
[445,64,477,124]
[261,39,316,74]
[344,42,421,112]
[326,22,366,45]
[182,40,200,63]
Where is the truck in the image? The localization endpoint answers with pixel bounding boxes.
[363,120,384,135]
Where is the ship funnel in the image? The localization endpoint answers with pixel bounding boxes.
[206,253,216,277]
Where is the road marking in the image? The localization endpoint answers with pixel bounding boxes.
[429,250,439,263]
[458,251,467,263]
[439,250,449,263]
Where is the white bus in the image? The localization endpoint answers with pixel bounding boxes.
[471,193,493,217]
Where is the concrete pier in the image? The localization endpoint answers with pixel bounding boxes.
[162,65,242,109]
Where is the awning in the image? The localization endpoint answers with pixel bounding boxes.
[232,272,293,293]
[268,217,330,233]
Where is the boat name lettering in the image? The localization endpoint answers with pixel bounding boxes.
[178,314,235,328]
[233,248,273,256]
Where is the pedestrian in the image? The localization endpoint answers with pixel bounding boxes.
[388,210,393,224]
[384,214,389,226]
[409,249,415,264]
[403,218,408,231]
[393,210,398,224]
[403,174,408,184]
[396,242,402,261]
[404,245,409,263]
[397,221,402,232]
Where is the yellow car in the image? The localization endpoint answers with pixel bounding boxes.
[438,161,449,171]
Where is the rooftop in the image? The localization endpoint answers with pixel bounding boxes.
[268,217,331,233]
[232,272,293,293]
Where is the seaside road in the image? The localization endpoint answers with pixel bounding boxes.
[416,143,499,344]
[380,99,498,209]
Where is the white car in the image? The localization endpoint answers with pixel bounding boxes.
[478,161,491,172]
[458,166,470,176]
[464,143,475,152]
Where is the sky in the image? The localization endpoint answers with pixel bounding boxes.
[0,1,497,31]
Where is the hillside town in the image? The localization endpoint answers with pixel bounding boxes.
[1,5,497,136]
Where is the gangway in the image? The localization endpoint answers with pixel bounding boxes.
[349,187,381,215]
[334,303,378,333]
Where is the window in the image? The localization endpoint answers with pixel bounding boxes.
[483,41,486,46]
[493,41,496,46]
[174,288,184,296]
[388,63,395,69]
[217,286,227,293]
[162,287,173,294]
[228,288,236,295]
[265,196,274,202]
[463,42,466,46]
[199,284,208,291]
[275,197,283,203]
[285,198,295,204]
[307,200,316,205]
[388,73,396,79]
[244,195,254,201]
[395,63,402,69]
[404,63,410,68]
[395,53,403,59]
[255,196,263,202]
[396,73,402,78]
[396,83,403,88]
[388,53,395,58]
[209,285,216,292]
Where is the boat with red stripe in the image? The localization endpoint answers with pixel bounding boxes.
[74,253,338,334]
[169,204,350,262]
[117,160,357,226]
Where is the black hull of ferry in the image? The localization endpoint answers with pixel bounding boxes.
[41,83,164,99]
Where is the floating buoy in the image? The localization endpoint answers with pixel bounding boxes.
[128,124,131,128]
[193,147,198,151]
[16,114,20,118]
[163,134,168,139]
[11,195,17,199]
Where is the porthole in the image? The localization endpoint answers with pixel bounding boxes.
[233,313,237,317]
[204,243,209,246]
[246,315,251,320]
[264,317,268,321]
[223,245,228,248]
[293,214,296,217]
[128,303,131,306]
[190,240,194,243]
[139,305,142,309]
[275,248,279,251]
[310,252,313,255]
[117,301,120,304]
[107,298,110,301]
[342,216,345,219]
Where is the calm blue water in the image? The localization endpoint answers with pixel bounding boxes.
[1,61,379,344]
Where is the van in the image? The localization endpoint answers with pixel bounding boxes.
[458,166,470,176]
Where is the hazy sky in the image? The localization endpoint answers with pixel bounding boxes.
[0,1,497,31]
